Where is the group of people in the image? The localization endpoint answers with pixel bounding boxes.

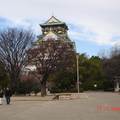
[0,88,12,105]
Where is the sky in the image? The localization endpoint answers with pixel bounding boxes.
[0,0,120,56]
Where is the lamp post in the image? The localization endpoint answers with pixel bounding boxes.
[76,53,80,93]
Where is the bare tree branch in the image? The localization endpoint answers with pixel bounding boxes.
[28,39,76,96]
[0,28,35,91]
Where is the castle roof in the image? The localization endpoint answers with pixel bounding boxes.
[40,16,68,29]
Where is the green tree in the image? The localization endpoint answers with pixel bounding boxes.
[49,63,76,93]
[102,46,120,90]
[78,54,105,90]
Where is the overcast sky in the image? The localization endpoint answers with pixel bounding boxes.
[0,0,120,56]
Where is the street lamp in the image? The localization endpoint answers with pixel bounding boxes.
[76,53,80,93]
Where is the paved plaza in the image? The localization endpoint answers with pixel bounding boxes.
[0,92,120,120]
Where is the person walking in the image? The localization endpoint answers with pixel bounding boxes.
[5,88,12,105]
[0,89,4,105]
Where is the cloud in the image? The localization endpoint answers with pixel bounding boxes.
[0,16,14,29]
[12,19,41,35]
[68,23,120,46]
[0,0,120,49]
[0,17,41,35]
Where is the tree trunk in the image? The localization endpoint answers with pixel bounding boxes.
[41,81,47,97]
[10,75,20,93]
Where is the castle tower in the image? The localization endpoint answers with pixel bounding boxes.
[38,16,70,41]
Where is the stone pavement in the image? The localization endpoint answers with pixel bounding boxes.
[0,92,120,120]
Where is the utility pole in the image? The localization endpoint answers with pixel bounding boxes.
[76,53,80,93]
